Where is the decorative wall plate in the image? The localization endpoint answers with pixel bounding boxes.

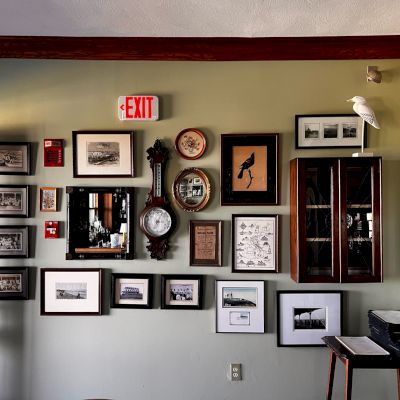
[175,128,206,160]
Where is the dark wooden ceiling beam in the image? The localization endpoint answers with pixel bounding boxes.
[0,35,399,60]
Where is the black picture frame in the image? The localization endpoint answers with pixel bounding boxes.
[0,142,31,175]
[277,290,343,347]
[295,114,367,149]
[0,225,29,258]
[110,273,153,309]
[0,185,30,217]
[0,267,29,300]
[72,131,134,178]
[221,133,278,205]
[161,274,203,310]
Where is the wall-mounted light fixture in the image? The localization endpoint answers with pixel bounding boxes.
[367,66,382,83]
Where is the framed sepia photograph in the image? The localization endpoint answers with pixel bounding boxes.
[110,273,153,309]
[277,290,343,347]
[161,274,203,310]
[189,220,222,266]
[216,280,264,333]
[40,187,57,212]
[0,267,29,300]
[40,268,103,315]
[72,131,134,178]
[0,226,29,258]
[295,114,366,149]
[0,185,29,217]
[221,133,278,205]
[0,142,31,175]
[232,214,278,273]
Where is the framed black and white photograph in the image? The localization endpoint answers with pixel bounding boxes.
[232,214,278,273]
[0,226,29,258]
[110,273,153,309]
[277,291,343,347]
[295,114,366,149]
[72,131,134,178]
[0,267,29,300]
[161,274,203,310]
[0,185,29,217]
[0,142,31,175]
[40,268,103,315]
[216,280,264,333]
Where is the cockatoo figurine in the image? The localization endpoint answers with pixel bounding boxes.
[347,96,380,156]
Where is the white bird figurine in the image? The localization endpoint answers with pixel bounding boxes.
[347,96,380,129]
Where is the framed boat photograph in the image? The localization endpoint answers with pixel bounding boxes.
[0,267,29,300]
[0,185,29,217]
[0,142,31,175]
[0,225,29,258]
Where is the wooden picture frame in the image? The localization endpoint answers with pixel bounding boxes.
[0,225,29,258]
[221,133,278,205]
[40,187,57,212]
[0,142,31,175]
[72,131,134,178]
[40,268,103,315]
[175,128,207,160]
[0,185,29,217]
[189,220,222,266]
[295,114,367,149]
[277,290,343,347]
[161,274,203,310]
[232,214,278,273]
[110,273,153,309]
[0,267,29,300]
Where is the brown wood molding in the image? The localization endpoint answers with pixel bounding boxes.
[1,35,400,60]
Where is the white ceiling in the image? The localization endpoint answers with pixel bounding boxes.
[0,0,399,37]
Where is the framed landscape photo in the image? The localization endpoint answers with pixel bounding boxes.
[40,268,103,315]
[72,131,134,178]
[161,274,203,310]
[110,273,153,309]
[0,226,29,258]
[216,280,264,333]
[190,220,222,266]
[0,142,31,175]
[295,114,366,149]
[0,185,29,217]
[40,187,57,212]
[232,214,278,273]
[0,267,28,300]
[221,133,278,205]
[277,291,343,347]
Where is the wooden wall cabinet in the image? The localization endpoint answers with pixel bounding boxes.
[290,157,382,283]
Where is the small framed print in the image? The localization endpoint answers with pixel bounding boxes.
[40,187,57,212]
[175,128,206,160]
[189,220,222,266]
[0,185,29,218]
[0,267,28,300]
[221,133,278,205]
[72,131,134,178]
[277,291,343,347]
[110,273,153,309]
[0,226,29,258]
[295,114,367,149]
[216,280,264,333]
[0,142,31,175]
[161,275,203,310]
[40,268,103,315]
[232,214,278,273]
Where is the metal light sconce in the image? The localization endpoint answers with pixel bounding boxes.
[367,66,382,83]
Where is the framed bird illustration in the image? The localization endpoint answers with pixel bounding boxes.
[221,133,279,205]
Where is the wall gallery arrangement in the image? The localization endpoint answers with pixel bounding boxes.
[0,110,382,345]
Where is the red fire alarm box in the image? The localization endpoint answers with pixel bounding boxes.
[44,139,63,167]
[45,221,59,239]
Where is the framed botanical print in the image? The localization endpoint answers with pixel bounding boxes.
[216,280,265,333]
[232,214,278,273]
[0,185,29,217]
[221,133,278,205]
[0,142,31,175]
[72,131,134,178]
[40,187,57,212]
[0,226,29,258]
[189,220,222,266]
[40,268,103,315]
[0,267,29,300]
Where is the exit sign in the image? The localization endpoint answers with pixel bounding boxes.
[118,96,159,121]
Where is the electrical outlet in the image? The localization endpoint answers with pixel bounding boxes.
[230,363,242,381]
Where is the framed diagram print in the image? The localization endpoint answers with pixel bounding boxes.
[190,220,222,266]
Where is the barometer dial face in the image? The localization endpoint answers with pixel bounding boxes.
[143,207,172,237]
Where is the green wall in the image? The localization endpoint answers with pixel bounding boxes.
[0,59,399,400]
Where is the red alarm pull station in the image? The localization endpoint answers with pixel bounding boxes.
[44,139,63,167]
[45,221,59,239]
